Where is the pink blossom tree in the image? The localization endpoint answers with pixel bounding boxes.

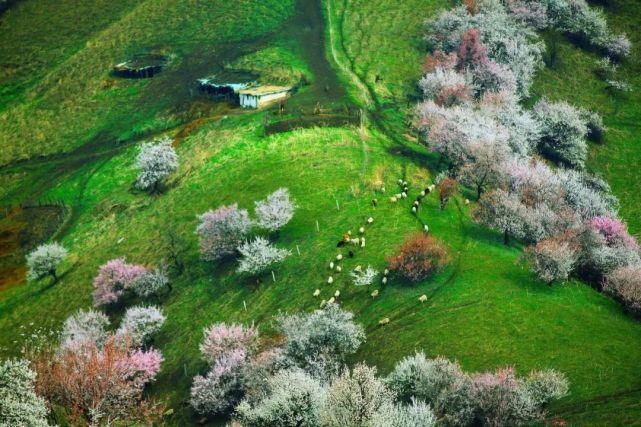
[196,204,253,261]
[92,259,147,306]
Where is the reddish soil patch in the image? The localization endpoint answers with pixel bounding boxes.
[0,205,66,291]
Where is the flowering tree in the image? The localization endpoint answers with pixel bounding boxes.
[92,258,147,306]
[458,138,509,200]
[437,177,458,210]
[279,303,365,379]
[533,99,588,169]
[254,188,296,232]
[526,236,579,285]
[196,204,253,261]
[475,189,528,244]
[199,323,258,365]
[0,359,49,427]
[236,237,291,275]
[116,306,166,346]
[26,242,68,283]
[457,28,488,70]
[60,309,110,351]
[388,234,449,283]
[589,216,637,248]
[236,369,326,426]
[131,267,171,298]
[371,398,437,427]
[351,265,379,286]
[320,364,394,427]
[603,265,641,315]
[134,137,178,193]
[33,336,163,425]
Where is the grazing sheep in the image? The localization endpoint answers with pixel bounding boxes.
[329,262,335,270]
[328,297,335,304]
[411,207,417,214]
[398,179,403,185]
[354,265,362,272]
[320,299,327,308]
[359,227,365,234]
[336,266,342,272]
[350,238,360,245]
[390,196,398,203]
[334,290,340,298]
[402,181,408,187]
[382,277,388,285]
[313,289,321,297]
[381,186,386,193]
[428,184,435,192]
[372,199,378,207]
[414,200,420,206]
[423,224,429,233]
[401,192,407,199]
[367,217,374,224]
[465,199,470,205]
[384,269,389,276]
[419,294,428,303]
[379,317,390,325]
[371,290,379,298]
[360,237,366,248]
[328,276,334,284]
[420,190,426,197]
[336,254,343,261]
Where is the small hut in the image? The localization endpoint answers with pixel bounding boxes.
[238,86,293,109]
[113,54,168,78]
[198,75,257,101]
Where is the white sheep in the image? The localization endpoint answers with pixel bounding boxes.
[420,190,426,197]
[354,265,362,272]
[313,289,321,297]
[320,299,327,308]
[401,192,407,199]
[395,193,402,199]
[423,224,429,233]
[336,254,343,261]
[382,277,387,285]
[465,199,470,205]
[359,226,365,234]
[384,268,389,276]
[398,179,403,185]
[367,217,374,224]
[379,317,390,325]
[334,290,340,298]
[371,290,379,298]
[350,238,360,245]
[411,207,417,214]
[328,297,335,304]
[390,196,398,203]
[428,184,435,192]
[360,237,366,248]
[402,181,408,187]
[327,276,334,284]
[419,294,428,303]
[329,261,335,270]
[336,266,342,272]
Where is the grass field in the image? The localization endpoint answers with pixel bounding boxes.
[1,0,641,425]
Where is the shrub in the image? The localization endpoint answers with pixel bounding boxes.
[60,309,110,350]
[475,189,529,244]
[134,137,178,193]
[582,110,606,142]
[92,258,147,306]
[320,364,394,427]
[26,242,68,283]
[419,68,469,105]
[458,138,510,200]
[533,99,588,168]
[388,234,449,283]
[351,265,379,286]
[235,369,326,427]
[438,177,458,209]
[190,351,248,416]
[0,359,49,427]
[523,369,569,407]
[423,50,458,73]
[525,236,579,285]
[254,188,296,232]
[605,34,631,59]
[603,265,641,315]
[33,336,163,425]
[589,216,637,248]
[116,306,166,346]
[386,352,476,426]
[279,304,365,379]
[197,204,253,261]
[131,267,171,298]
[505,0,549,29]
[457,28,489,70]
[237,237,291,275]
[372,398,437,427]
[199,323,258,366]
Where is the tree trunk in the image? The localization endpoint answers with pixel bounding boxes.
[477,185,483,201]
[50,269,58,284]
[503,230,509,245]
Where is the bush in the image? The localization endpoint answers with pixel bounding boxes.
[131,267,171,298]
[525,236,578,285]
[386,352,476,426]
[350,265,379,286]
[279,304,365,379]
[199,323,258,366]
[26,242,68,283]
[320,364,394,427]
[0,359,49,427]
[197,204,253,262]
[33,336,163,425]
[388,234,449,283]
[235,369,326,427]
[237,237,291,275]
[116,306,166,346]
[92,259,147,306]
[603,265,641,315]
[523,369,570,407]
[134,137,178,193]
[438,177,458,209]
[60,309,110,350]
[254,188,296,232]
[533,99,588,168]
[372,398,437,427]
[419,68,469,106]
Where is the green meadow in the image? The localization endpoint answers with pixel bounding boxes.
[1,0,640,425]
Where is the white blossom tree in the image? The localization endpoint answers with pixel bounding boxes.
[116,306,166,346]
[0,359,49,426]
[26,242,68,283]
[60,309,110,350]
[351,265,379,287]
[197,204,253,261]
[254,188,296,232]
[135,137,178,193]
[236,237,291,275]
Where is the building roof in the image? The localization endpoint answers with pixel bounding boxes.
[238,85,292,96]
